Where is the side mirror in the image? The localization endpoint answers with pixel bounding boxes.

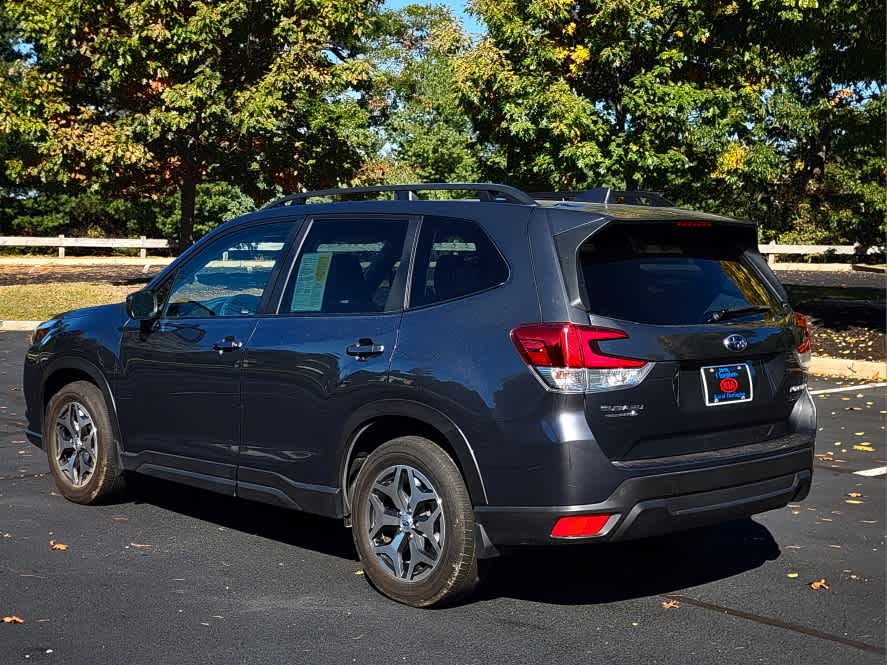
[126,289,160,321]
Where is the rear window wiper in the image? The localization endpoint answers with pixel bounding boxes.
[704,306,771,323]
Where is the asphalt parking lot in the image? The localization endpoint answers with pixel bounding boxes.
[0,331,884,664]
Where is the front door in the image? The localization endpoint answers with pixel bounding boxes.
[239,216,414,514]
[116,221,294,490]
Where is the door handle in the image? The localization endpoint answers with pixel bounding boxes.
[346,339,385,360]
[213,336,243,353]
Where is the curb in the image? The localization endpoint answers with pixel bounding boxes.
[0,321,41,331]
[809,356,887,380]
[770,262,886,273]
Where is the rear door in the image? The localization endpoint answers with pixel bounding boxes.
[238,216,415,514]
[564,220,809,461]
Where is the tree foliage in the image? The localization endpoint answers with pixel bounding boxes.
[456,0,884,243]
[364,6,481,184]
[0,1,882,247]
[1,0,379,247]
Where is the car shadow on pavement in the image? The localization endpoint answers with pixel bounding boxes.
[127,476,359,561]
[478,518,780,605]
[126,477,778,606]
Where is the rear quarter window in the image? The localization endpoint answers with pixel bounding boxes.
[409,217,509,307]
[577,223,781,325]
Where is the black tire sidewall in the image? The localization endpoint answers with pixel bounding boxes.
[45,381,119,504]
[351,437,477,607]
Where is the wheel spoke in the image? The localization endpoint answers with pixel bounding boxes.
[406,472,436,513]
[367,493,399,538]
[406,535,436,580]
[60,451,77,481]
[413,505,441,540]
[374,531,407,578]
[68,403,80,434]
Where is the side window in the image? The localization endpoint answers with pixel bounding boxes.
[410,217,508,307]
[282,219,409,314]
[164,223,291,319]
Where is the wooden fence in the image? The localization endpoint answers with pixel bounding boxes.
[0,235,883,263]
[0,235,169,258]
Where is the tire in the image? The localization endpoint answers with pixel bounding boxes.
[351,436,480,607]
[45,380,125,504]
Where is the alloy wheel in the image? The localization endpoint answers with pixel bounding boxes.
[365,465,445,582]
[54,401,98,487]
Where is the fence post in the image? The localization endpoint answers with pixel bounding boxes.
[767,240,776,266]
[58,234,65,258]
[139,235,147,259]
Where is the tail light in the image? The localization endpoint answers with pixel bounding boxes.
[510,323,652,393]
[795,312,812,369]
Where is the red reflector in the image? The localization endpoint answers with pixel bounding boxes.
[551,514,611,538]
[795,312,813,353]
[795,312,812,354]
[510,323,646,369]
[675,220,713,228]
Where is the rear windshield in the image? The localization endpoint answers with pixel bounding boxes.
[577,223,781,325]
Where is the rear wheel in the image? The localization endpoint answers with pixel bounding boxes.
[351,436,479,607]
[45,381,125,504]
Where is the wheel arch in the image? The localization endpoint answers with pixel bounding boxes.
[41,357,123,450]
[339,400,488,516]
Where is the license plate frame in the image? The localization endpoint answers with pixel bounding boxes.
[700,363,753,407]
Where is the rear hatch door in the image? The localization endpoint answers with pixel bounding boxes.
[562,217,808,461]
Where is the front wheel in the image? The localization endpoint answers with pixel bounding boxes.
[45,380,125,504]
[351,436,480,607]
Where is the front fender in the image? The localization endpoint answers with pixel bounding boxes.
[39,356,124,453]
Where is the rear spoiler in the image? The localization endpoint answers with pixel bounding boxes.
[532,188,674,207]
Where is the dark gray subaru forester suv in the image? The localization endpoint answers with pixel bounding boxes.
[23,183,815,607]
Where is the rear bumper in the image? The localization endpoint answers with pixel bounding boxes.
[475,443,813,547]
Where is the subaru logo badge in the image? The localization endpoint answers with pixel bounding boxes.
[723,334,748,352]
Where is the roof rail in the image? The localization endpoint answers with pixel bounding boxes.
[532,188,674,207]
[263,183,537,208]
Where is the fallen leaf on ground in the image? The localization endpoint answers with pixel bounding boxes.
[852,444,875,452]
[809,579,830,591]
[853,432,865,436]
[355,569,364,576]
[129,543,151,549]
[661,599,681,609]
[829,545,842,549]
[2,616,24,624]
[861,520,878,524]
[786,572,799,578]
[49,541,68,551]
[847,492,863,498]
[845,499,864,505]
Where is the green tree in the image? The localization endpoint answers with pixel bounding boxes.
[364,5,481,184]
[1,0,379,248]
[456,0,883,243]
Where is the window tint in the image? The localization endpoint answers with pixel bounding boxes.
[577,223,781,325]
[410,217,508,307]
[282,219,408,314]
[164,223,290,319]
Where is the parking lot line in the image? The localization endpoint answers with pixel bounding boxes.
[853,466,887,477]
[809,382,887,396]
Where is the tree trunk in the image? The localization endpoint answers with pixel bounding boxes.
[625,170,640,191]
[178,177,197,252]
